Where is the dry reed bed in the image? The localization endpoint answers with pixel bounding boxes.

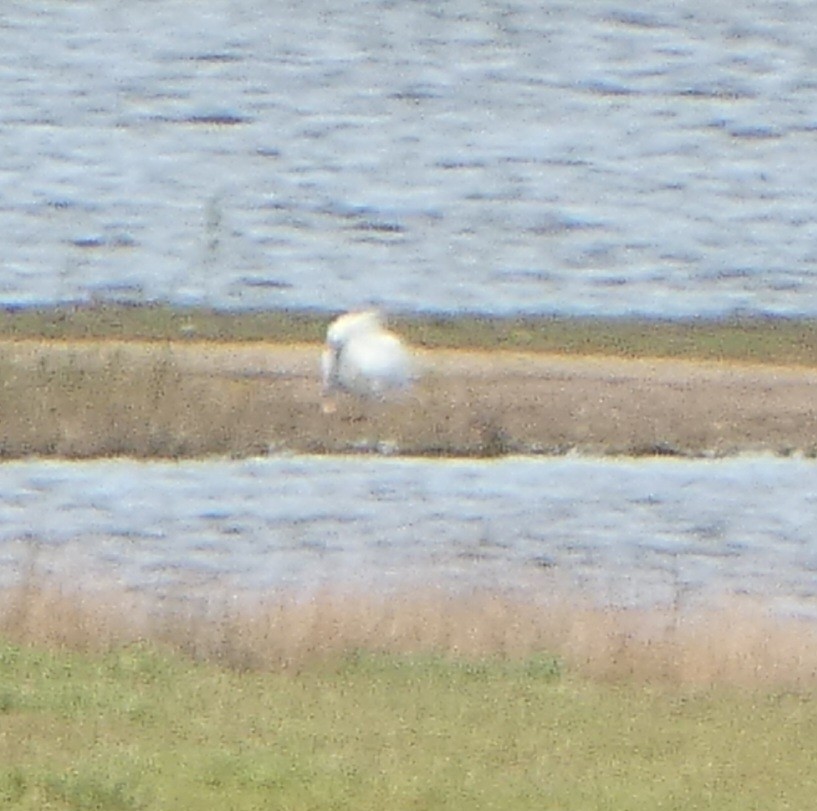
[3,576,817,689]
[2,338,817,458]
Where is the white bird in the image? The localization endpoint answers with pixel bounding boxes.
[321,311,412,413]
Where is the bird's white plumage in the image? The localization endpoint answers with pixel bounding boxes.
[321,311,412,409]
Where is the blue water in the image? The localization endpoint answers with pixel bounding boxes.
[3,0,817,317]
[2,455,816,618]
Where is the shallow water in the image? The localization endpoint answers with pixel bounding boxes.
[4,0,817,317]
[2,454,816,619]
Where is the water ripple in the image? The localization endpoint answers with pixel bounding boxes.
[0,455,814,619]
[1,0,817,316]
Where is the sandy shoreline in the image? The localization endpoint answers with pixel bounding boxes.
[1,338,815,458]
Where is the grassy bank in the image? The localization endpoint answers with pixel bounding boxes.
[3,302,817,365]
[2,632,817,810]
[4,576,817,808]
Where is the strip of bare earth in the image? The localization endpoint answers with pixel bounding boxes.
[1,304,816,458]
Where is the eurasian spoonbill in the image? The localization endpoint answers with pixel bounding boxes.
[321,311,412,413]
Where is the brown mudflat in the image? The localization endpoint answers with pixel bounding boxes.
[1,339,815,458]
[298,346,817,457]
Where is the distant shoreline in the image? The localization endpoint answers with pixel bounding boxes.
[3,302,817,368]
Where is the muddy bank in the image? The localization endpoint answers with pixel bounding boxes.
[281,346,817,458]
[0,339,815,458]
[0,341,817,457]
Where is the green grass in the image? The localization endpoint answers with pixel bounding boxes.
[1,639,817,810]
[3,302,817,366]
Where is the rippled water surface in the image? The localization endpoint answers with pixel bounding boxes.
[4,0,817,316]
[2,455,816,618]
